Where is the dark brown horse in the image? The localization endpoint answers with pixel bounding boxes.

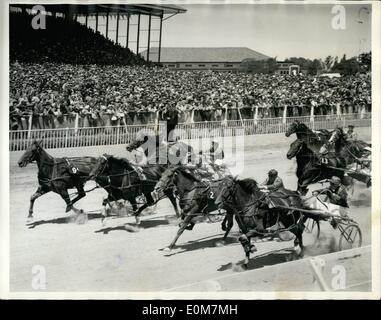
[214,177,308,268]
[285,120,332,154]
[18,140,98,222]
[153,165,234,251]
[319,127,370,166]
[287,139,354,195]
[89,155,180,224]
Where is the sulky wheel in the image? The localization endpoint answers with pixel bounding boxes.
[338,223,362,251]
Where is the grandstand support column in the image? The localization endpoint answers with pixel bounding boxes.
[95,12,98,33]
[106,12,109,39]
[158,15,163,63]
[147,14,151,62]
[116,12,120,44]
[136,14,141,54]
[282,105,287,124]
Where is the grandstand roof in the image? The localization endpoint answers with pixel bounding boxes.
[145,47,270,63]
[10,4,187,17]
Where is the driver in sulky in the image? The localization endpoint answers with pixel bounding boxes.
[312,176,349,208]
[259,169,285,192]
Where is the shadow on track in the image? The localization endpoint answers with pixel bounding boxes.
[26,213,103,229]
[162,233,241,257]
[218,248,298,272]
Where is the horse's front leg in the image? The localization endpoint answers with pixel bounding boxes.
[238,234,256,268]
[28,186,48,222]
[163,208,196,251]
[165,190,180,218]
[222,212,234,240]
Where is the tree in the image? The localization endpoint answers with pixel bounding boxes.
[359,51,371,72]
[324,55,334,71]
[307,59,323,75]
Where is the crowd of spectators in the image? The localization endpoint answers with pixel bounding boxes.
[9,12,371,131]
[10,62,371,130]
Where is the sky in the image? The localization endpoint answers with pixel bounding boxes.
[159,4,372,61]
[84,3,371,61]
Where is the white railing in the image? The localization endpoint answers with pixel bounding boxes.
[9,113,371,151]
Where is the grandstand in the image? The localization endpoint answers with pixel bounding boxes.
[10,12,146,65]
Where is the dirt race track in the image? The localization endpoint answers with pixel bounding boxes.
[9,128,372,292]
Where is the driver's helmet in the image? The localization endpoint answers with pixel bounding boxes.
[268,169,278,177]
[329,176,341,186]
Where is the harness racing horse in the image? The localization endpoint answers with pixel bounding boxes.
[18,140,98,222]
[214,177,307,268]
[153,165,234,251]
[319,127,370,166]
[126,132,195,166]
[287,139,353,195]
[89,155,180,224]
[285,120,332,154]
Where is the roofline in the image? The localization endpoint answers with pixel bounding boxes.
[10,4,187,17]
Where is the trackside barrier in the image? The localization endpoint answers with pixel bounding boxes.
[9,113,371,151]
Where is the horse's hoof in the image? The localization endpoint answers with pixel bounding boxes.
[65,206,71,213]
[135,217,141,225]
[215,240,225,247]
[26,216,34,224]
[294,245,302,257]
[101,218,107,227]
[163,247,172,252]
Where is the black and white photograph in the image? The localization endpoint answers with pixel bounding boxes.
[1,0,380,299]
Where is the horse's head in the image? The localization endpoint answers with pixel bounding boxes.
[319,127,342,155]
[89,154,109,180]
[18,140,43,167]
[287,139,305,159]
[328,127,344,145]
[153,166,179,198]
[214,176,237,209]
[285,121,299,137]
[126,135,148,152]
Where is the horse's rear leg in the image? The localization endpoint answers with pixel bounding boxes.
[28,186,47,221]
[60,189,79,214]
[71,183,86,206]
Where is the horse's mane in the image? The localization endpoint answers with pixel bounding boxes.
[237,178,258,194]
[177,166,202,183]
[106,155,134,169]
[296,122,309,131]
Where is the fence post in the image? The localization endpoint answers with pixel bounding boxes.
[282,105,287,124]
[74,113,79,135]
[27,114,33,141]
[117,121,120,145]
[310,105,315,122]
[65,127,69,148]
